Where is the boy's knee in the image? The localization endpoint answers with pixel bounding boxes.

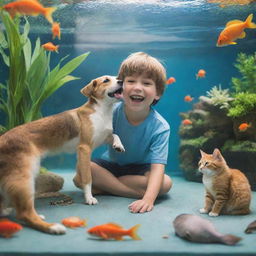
[160,174,172,195]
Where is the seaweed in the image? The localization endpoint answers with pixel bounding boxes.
[227,92,256,118]
[231,53,256,94]
[222,140,256,152]
[0,11,89,131]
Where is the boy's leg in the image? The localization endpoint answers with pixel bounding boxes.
[118,172,172,196]
[90,162,144,198]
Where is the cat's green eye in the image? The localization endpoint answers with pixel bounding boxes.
[204,162,209,166]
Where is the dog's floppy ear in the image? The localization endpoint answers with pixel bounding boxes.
[81,80,97,97]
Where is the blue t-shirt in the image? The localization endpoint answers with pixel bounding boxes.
[102,102,170,165]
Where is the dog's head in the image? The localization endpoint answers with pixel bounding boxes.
[81,76,123,103]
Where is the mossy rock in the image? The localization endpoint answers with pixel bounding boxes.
[179,148,202,182]
[221,150,256,191]
[35,171,64,195]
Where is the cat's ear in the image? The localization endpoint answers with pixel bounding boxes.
[212,148,224,162]
[200,149,205,157]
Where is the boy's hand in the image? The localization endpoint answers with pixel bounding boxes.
[128,199,154,213]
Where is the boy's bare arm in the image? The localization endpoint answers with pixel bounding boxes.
[128,163,165,213]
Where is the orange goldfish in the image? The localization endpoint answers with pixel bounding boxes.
[196,69,206,79]
[182,119,192,125]
[184,95,194,102]
[87,223,141,241]
[217,14,256,47]
[208,0,254,7]
[61,216,86,228]
[238,122,251,132]
[42,42,59,52]
[166,77,176,85]
[3,0,56,24]
[0,218,23,238]
[52,22,61,40]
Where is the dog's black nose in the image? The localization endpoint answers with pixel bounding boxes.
[117,80,123,86]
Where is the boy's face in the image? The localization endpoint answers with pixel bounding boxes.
[123,74,160,112]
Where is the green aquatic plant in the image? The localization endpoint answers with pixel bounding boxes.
[0,11,89,131]
[206,84,234,109]
[231,52,256,94]
[227,92,256,118]
[222,140,256,152]
[180,136,209,148]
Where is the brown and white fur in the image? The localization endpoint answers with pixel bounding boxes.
[198,148,251,216]
[0,75,124,234]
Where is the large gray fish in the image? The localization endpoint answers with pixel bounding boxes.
[173,214,241,245]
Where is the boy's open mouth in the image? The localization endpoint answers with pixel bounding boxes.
[130,95,145,102]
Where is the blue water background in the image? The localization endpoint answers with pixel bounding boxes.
[1,0,256,175]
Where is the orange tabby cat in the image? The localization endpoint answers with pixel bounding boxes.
[198,148,251,216]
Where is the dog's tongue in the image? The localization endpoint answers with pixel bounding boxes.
[114,93,123,99]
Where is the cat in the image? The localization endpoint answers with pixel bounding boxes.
[198,148,251,216]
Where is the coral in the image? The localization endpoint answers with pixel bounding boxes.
[206,85,234,109]
[227,92,256,118]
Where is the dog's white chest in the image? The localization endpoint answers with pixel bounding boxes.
[90,105,113,149]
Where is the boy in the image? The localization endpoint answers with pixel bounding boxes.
[90,52,172,213]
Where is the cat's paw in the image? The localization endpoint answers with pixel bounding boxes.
[199,208,209,214]
[209,211,219,217]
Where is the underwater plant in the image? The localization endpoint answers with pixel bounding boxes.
[231,52,256,94]
[0,11,89,131]
[206,84,234,109]
[227,92,256,118]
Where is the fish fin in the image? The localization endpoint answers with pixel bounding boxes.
[44,7,57,24]
[229,42,237,45]
[184,231,192,241]
[30,12,39,16]
[129,224,141,240]
[245,13,256,29]
[55,45,59,53]
[106,223,123,229]
[115,236,124,241]
[0,218,11,222]
[238,31,246,39]
[226,20,243,27]
[221,234,241,245]
[99,231,108,240]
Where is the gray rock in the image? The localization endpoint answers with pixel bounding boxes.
[35,171,64,195]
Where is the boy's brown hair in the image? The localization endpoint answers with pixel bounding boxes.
[117,52,166,104]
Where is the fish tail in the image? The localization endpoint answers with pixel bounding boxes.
[129,224,141,240]
[44,7,56,24]
[55,45,59,53]
[221,234,241,245]
[245,14,256,29]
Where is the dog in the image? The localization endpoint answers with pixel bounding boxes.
[0,75,124,234]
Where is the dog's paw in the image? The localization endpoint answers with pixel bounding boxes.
[209,211,219,217]
[85,196,98,205]
[113,143,125,152]
[199,208,209,214]
[49,223,66,235]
